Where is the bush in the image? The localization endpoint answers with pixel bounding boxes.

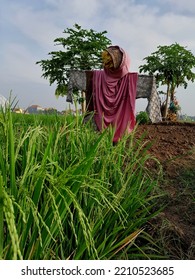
[136,111,150,124]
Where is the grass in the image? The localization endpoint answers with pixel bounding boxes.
[0,107,163,260]
[149,152,195,260]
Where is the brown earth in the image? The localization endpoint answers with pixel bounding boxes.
[135,122,195,259]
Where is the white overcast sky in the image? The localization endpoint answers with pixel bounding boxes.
[1,0,195,115]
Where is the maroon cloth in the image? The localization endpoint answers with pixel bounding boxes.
[92,46,138,142]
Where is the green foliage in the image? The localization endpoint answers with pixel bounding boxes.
[36,23,112,97]
[181,114,195,122]
[136,111,150,124]
[0,107,162,260]
[139,43,195,117]
[139,43,195,90]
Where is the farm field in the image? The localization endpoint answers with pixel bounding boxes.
[0,110,162,260]
[135,122,195,259]
[0,109,194,260]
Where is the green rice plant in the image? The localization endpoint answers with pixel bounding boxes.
[0,106,163,260]
[79,127,163,259]
[0,173,3,259]
[0,107,108,259]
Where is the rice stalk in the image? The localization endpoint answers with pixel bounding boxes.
[3,189,22,259]
[1,106,163,260]
[0,173,3,259]
[7,107,16,198]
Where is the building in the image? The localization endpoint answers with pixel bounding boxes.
[13,108,24,114]
[26,105,45,114]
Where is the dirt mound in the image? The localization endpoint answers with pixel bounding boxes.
[136,121,195,162]
[135,122,195,259]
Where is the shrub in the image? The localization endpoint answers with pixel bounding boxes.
[136,111,150,124]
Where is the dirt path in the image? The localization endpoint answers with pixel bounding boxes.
[135,122,195,259]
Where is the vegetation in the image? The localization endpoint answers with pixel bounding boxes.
[155,159,195,259]
[36,23,112,101]
[136,111,150,124]
[139,43,195,118]
[180,114,195,122]
[0,106,163,260]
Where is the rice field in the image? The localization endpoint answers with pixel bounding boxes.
[0,107,162,260]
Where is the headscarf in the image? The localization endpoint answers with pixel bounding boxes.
[93,46,138,142]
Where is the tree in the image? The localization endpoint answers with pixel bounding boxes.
[139,43,195,118]
[36,23,112,102]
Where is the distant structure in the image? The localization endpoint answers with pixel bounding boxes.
[0,94,8,109]
[13,108,24,114]
[26,105,45,114]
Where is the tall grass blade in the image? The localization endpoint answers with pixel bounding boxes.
[7,107,16,198]
[0,173,3,259]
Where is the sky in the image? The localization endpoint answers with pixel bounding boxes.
[1,0,195,115]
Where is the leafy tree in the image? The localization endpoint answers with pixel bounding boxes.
[139,43,195,118]
[36,23,112,101]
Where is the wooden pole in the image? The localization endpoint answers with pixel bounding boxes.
[81,91,86,114]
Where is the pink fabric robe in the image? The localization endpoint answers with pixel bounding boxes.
[93,46,138,142]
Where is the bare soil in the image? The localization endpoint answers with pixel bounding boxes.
[135,122,195,259]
